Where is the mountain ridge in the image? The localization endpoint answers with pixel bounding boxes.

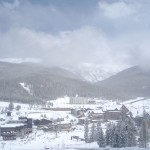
[0,62,150,103]
[0,62,110,103]
[97,66,150,100]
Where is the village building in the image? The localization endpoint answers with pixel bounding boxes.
[71,108,84,117]
[120,105,130,114]
[19,117,33,133]
[42,107,71,111]
[85,105,131,122]
[6,111,12,117]
[78,117,92,125]
[103,109,122,121]
[54,121,72,131]
[0,117,32,140]
[78,117,87,125]
[0,123,26,140]
[70,97,95,104]
[88,109,104,122]
[34,118,52,126]
[88,100,96,104]
[103,105,131,121]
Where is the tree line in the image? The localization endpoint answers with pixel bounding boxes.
[84,113,150,148]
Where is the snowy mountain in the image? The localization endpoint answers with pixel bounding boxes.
[68,63,128,83]
[97,66,150,100]
[0,60,150,102]
[0,61,111,103]
[0,58,128,83]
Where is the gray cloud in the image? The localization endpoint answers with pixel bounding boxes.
[99,1,136,19]
[0,0,150,69]
[2,0,21,9]
[0,27,114,66]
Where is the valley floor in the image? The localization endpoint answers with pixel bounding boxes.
[1,97,150,150]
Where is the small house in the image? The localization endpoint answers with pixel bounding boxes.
[6,111,12,117]
[71,108,84,117]
[104,109,122,121]
[78,117,86,125]
[120,105,130,114]
[55,122,72,131]
[34,118,52,126]
[88,109,104,121]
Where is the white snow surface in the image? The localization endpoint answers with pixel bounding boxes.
[27,110,75,121]
[68,63,129,82]
[0,57,41,64]
[50,97,70,104]
[0,123,25,128]
[1,97,150,149]
[122,97,150,117]
[20,82,32,95]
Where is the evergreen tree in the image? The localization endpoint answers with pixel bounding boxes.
[125,117,137,147]
[106,123,113,146]
[109,123,116,147]
[89,123,97,142]
[117,121,127,147]
[8,102,14,111]
[139,119,149,148]
[112,125,120,148]
[96,120,101,141]
[84,118,89,143]
[16,105,21,111]
[111,122,126,148]
[111,117,137,148]
[97,126,105,147]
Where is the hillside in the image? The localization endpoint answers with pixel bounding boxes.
[1,62,150,103]
[97,66,150,100]
[0,62,115,103]
[67,63,126,83]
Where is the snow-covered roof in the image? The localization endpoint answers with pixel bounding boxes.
[92,110,104,114]
[0,123,25,128]
[105,110,121,113]
[71,108,84,111]
[0,114,5,119]
[88,109,104,114]
[56,121,71,125]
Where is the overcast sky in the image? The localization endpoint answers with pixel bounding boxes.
[0,0,150,69]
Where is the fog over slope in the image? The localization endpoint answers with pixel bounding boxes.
[0,61,150,103]
[0,0,150,102]
[0,61,116,103]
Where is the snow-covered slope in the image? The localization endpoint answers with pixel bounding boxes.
[20,82,33,95]
[0,58,128,83]
[69,63,128,83]
[0,57,41,64]
[97,66,150,100]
